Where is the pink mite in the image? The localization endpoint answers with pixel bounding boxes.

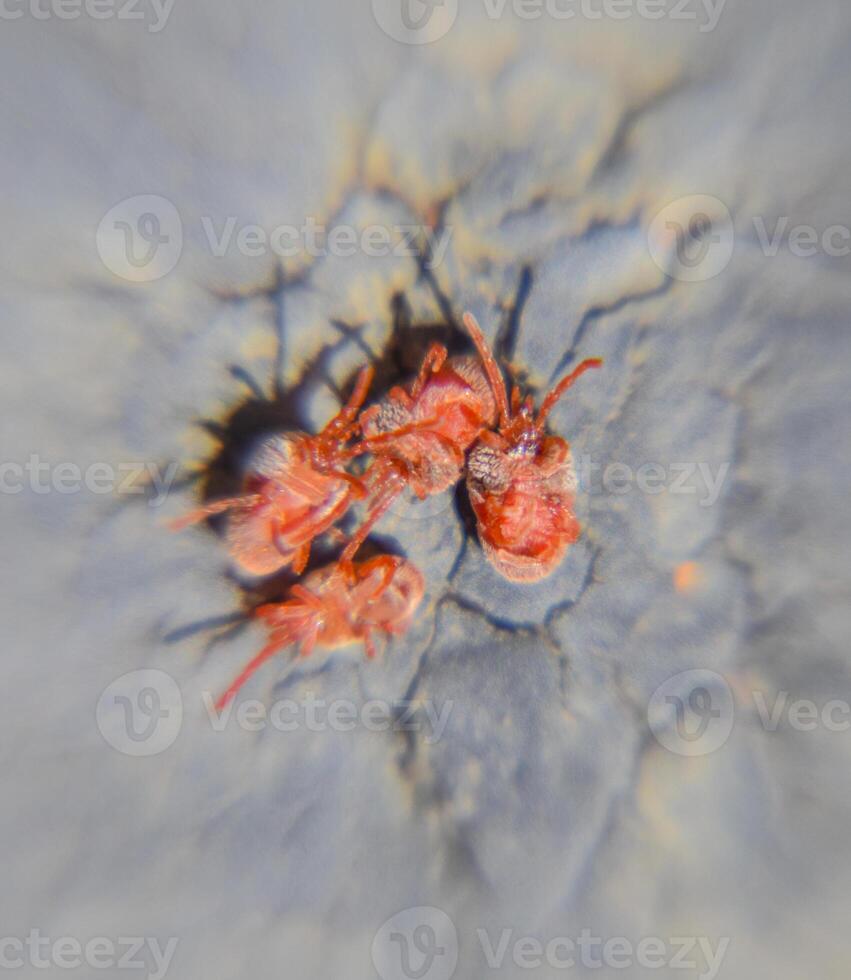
[214,555,425,709]
[339,340,498,563]
[171,365,374,576]
[461,312,603,582]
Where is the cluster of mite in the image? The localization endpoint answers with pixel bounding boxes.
[173,312,602,709]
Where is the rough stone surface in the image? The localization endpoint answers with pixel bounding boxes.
[3,2,851,979]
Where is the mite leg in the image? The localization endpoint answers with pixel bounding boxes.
[328,470,368,498]
[462,312,510,428]
[215,633,291,710]
[387,385,415,410]
[355,554,399,601]
[325,363,375,432]
[281,466,344,505]
[474,429,505,450]
[456,400,490,445]
[344,416,443,459]
[536,358,603,426]
[298,619,320,657]
[340,462,407,565]
[289,584,324,608]
[291,542,311,575]
[279,483,357,547]
[168,494,260,531]
[410,342,448,399]
[510,386,522,415]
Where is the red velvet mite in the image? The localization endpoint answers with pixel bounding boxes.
[214,555,424,708]
[172,364,374,576]
[461,312,603,582]
[339,341,497,563]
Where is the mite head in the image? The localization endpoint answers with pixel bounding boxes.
[500,387,549,458]
[461,311,603,461]
[466,439,511,495]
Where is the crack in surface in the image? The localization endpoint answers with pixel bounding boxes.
[437,592,553,648]
[590,77,686,180]
[495,264,534,364]
[548,249,673,385]
[543,545,603,649]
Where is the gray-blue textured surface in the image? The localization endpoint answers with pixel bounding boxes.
[2,1,850,978]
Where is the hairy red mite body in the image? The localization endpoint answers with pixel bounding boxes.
[171,365,374,576]
[340,342,497,563]
[462,312,603,582]
[214,555,425,708]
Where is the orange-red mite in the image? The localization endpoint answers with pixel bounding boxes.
[340,342,497,563]
[214,555,425,708]
[171,365,375,576]
[461,312,603,583]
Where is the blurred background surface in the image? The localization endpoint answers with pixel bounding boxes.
[2,1,851,977]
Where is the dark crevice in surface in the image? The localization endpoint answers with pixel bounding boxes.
[417,256,459,331]
[445,523,471,584]
[590,78,686,179]
[554,723,649,916]
[548,274,673,385]
[543,546,603,646]
[208,263,300,400]
[498,193,552,228]
[544,646,674,914]
[438,592,543,639]
[162,610,246,646]
[387,609,500,903]
[495,264,533,364]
